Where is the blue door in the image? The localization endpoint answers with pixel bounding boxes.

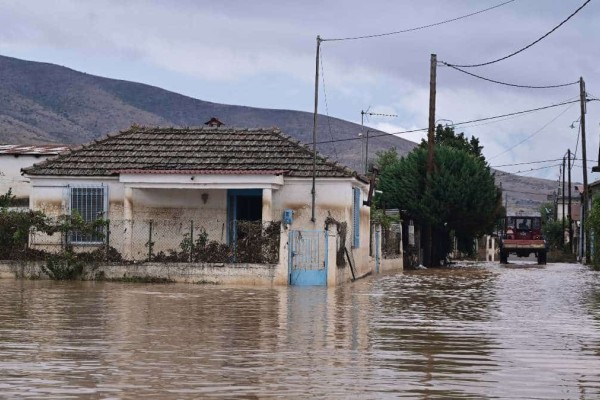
[289,230,327,286]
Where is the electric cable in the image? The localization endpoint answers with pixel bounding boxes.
[488,103,576,161]
[495,163,562,178]
[440,61,579,89]
[446,0,592,68]
[316,99,579,145]
[321,0,515,42]
[491,158,564,168]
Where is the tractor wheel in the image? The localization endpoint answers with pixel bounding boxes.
[537,250,547,265]
[500,249,508,264]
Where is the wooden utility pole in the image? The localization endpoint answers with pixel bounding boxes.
[311,35,321,223]
[424,53,437,267]
[427,54,437,175]
[580,77,589,262]
[568,149,573,253]
[562,156,566,245]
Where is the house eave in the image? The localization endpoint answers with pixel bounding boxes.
[118,172,284,190]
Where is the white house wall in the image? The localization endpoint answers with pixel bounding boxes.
[0,155,56,203]
[28,177,122,251]
[28,175,372,277]
[275,178,371,278]
[120,188,229,259]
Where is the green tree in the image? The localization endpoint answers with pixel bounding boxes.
[420,124,485,162]
[587,197,600,268]
[0,188,15,208]
[377,129,502,265]
[538,202,555,224]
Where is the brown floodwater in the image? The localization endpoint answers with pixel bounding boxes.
[1,262,600,399]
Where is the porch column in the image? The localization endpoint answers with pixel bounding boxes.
[262,188,273,223]
[123,186,133,260]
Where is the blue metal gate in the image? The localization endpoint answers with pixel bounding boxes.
[289,230,327,286]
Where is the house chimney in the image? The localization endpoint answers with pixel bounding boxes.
[204,117,224,128]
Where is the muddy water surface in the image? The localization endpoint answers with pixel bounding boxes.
[1,262,599,398]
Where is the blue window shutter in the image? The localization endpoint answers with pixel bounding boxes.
[353,187,360,248]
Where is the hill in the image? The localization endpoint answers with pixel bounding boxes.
[0,54,564,211]
[0,54,417,171]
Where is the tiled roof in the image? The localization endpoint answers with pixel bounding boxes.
[0,144,70,155]
[23,126,364,181]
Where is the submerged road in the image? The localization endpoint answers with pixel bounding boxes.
[1,261,599,398]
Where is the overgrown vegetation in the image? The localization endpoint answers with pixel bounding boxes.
[1,188,282,279]
[587,197,600,269]
[538,202,577,262]
[154,221,281,264]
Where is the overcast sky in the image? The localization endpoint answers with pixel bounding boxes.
[0,0,599,184]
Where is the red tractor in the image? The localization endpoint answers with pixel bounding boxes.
[499,214,547,265]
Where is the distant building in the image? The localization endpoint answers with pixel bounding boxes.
[0,144,69,207]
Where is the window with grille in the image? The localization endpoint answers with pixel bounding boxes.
[69,186,107,243]
[352,187,361,248]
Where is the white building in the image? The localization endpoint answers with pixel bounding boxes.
[22,126,395,285]
[0,144,68,207]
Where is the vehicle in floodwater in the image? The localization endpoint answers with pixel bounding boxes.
[499,213,547,265]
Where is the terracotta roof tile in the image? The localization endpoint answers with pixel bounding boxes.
[23,126,364,181]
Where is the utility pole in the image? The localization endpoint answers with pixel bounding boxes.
[427,54,437,175]
[310,35,321,223]
[562,156,566,245]
[568,149,573,253]
[580,77,589,262]
[425,53,437,267]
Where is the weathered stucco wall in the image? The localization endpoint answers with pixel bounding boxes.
[28,177,123,251]
[274,178,371,276]
[112,188,229,259]
[0,155,56,203]
[27,175,374,284]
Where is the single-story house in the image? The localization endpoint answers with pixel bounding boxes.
[22,125,378,285]
[0,144,69,207]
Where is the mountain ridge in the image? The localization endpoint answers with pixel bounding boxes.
[0,54,562,210]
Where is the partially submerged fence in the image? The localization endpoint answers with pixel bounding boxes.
[14,215,281,264]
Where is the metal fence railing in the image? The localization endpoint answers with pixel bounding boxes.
[3,214,280,264]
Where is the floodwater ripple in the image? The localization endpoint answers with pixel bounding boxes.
[0,263,599,398]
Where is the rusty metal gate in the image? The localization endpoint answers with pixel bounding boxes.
[288,230,327,286]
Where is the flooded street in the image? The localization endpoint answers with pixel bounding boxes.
[1,262,600,398]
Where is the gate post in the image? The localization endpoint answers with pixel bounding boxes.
[326,228,338,286]
[273,225,290,286]
[375,224,381,273]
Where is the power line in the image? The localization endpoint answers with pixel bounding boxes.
[316,99,580,145]
[488,102,576,161]
[491,158,563,168]
[321,0,515,42]
[495,163,562,177]
[450,100,579,127]
[447,0,592,68]
[502,187,558,196]
[440,61,579,89]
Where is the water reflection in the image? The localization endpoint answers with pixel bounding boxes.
[0,263,599,398]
